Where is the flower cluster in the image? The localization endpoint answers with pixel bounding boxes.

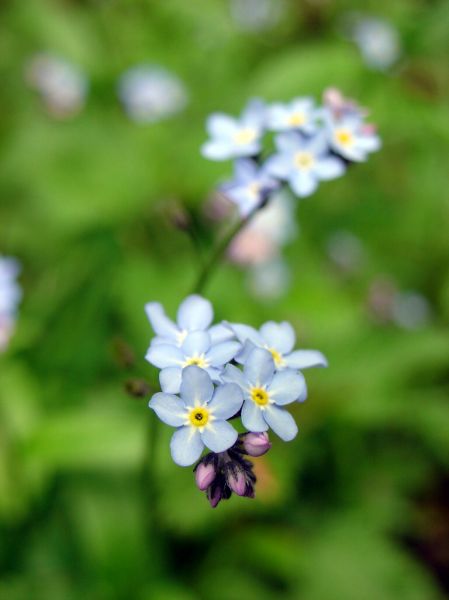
[201,90,380,214]
[146,295,326,506]
[0,256,21,352]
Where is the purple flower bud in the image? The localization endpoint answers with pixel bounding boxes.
[195,461,216,491]
[207,483,222,508]
[227,468,247,496]
[242,432,272,457]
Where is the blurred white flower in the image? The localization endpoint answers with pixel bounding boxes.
[392,292,431,330]
[25,53,88,118]
[230,0,285,32]
[0,257,21,352]
[228,190,297,266]
[118,66,188,123]
[344,15,401,71]
[248,259,290,300]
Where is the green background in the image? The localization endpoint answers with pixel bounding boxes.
[1,0,448,598]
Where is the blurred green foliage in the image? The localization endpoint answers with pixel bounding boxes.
[1,0,449,598]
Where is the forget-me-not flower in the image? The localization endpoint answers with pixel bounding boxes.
[149,366,243,466]
[265,132,346,197]
[267,97,318,134]
[326,114,381,162]
[222,347,306,441]
[221,159,279,217]
[228,320,328,371]
[201,99,266,161]
[146,294,233,348]
[146,330,241,394]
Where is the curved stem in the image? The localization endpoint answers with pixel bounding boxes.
[192,207,258,295]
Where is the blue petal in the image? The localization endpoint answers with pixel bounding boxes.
[264,405,298,441]
[241,400,268,432]
[170,426,204,466]
[234,158,258,181]
[228,323,262,345]
[284,350,328,370]
[235,339,258,365]
[209,323,235,345]
[149,392,186,426]
[206,113,238,137]
[145,344,184,368]
[260,321,295,354]
[315,156,345,180]
[268,370,307,405]
[201,140,234,161]
[206,341,240,367]
[290,170,318,197]
[243,347,275,387]
[221,364,249,391]
[264,154,290,179]
[180,365,214,406]
[181,331,211,356]
[159,367,182,394]
[208,383,243,419]
[201,420,238,453]
[145,302,179,341]
[177,295,213,331]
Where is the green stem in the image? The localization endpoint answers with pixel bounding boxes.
[192,207,258,295]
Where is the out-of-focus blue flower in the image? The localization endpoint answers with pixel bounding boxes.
[267,97,318,134]
[265,132,346,197]
[326,114,381,162]
[228,320,327,372]
[149,366,243,466]
[222,347,306,441]
[221,159,280,217]
[145,294,233,348]
[230,0,285,32]
[25,53,88,119]
[346,16,401,71]
[146,330,241,394]
[0,257,21,352]
[118,65,188,123]
[201,99,266,161]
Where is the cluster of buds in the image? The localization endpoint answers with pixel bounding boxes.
[194,432,272,508]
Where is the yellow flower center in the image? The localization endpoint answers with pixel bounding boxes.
[250,386,270,406]
[188,407,210,428]
[288,112,305,127]
[335,128,353,146]
[234,127,257,145]
[268,347,285,368]
[183,354,209,368]
[248,182,261,198]
[294,151,314,170]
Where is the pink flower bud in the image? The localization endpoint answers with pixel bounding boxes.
[227,469,247,497]
[207,484,222,508]
[242,432,272,457]
[195,461,216,491]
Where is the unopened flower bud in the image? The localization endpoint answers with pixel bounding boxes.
[242,432,272,457]
[207,482,222,508]
[195,461,216,491]
[227,468,247,496]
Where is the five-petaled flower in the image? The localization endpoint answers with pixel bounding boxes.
[326,114,381,162]
[222,347,307,441]
[221,159,279,217]
[201,99,266,161]
[265,132,346,197]
[228,320,328,372]
[146,330,241,394]
[149,366,243,466]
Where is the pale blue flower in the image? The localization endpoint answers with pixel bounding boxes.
[149,366,243,466]
[228,320,327,372]
[326,114,381,162]
[118,65,188,123]
[201,99,266,161]
[266,97,318,134]
[0,256,21,352]
[264,132,346,197]
[222,347,306,441]
[221,159,279,217]
[145,294,233,347]
[146,330,241,394]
